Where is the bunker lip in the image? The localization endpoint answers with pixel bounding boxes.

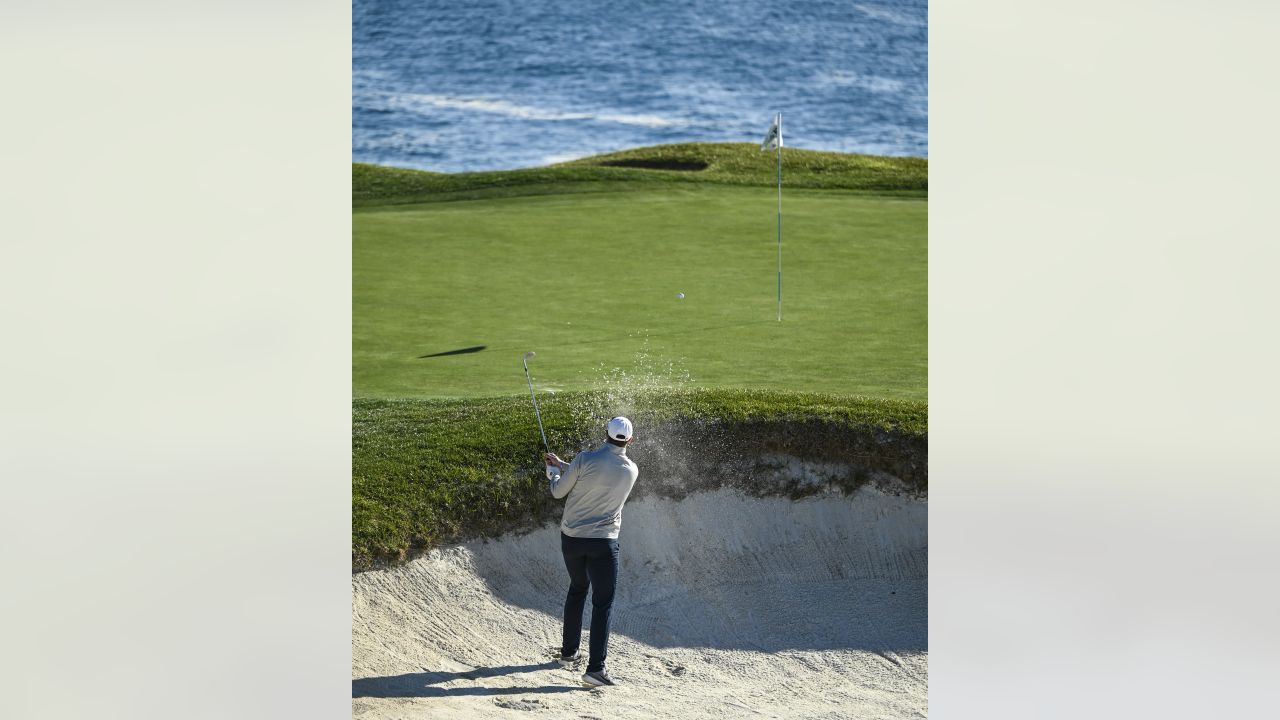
[352,416,927,573]
[352,482,927,718]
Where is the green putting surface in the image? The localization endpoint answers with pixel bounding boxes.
[354,184,925,400]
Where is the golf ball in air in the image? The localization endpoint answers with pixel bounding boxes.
[677,292,685,299]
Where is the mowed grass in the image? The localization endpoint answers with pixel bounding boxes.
[352,144,926,565]
[354,185,925,400]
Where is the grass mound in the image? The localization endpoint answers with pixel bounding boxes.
[353,142,927,207]
[353,389,926,570]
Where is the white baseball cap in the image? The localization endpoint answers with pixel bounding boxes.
[607,416,634,442]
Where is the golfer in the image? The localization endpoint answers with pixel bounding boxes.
[545,416,640,688]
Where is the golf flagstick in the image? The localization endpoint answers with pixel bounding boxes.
[521,352,560,481]
[762,112,783,322]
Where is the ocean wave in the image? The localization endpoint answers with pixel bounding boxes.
[852,3,927,29]
[353,128,447,153]
[816,70,907,95]
[542,152,589,165]
[354,0,927,171]
[382,93,690,128]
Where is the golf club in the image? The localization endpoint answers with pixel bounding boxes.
[522,351,560,481]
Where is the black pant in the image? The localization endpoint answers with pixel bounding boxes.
[560,532,619,673]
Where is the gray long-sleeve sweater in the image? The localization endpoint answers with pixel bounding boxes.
[549,442,639,539]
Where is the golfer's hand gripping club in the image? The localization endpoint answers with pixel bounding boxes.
[545,452,566,481]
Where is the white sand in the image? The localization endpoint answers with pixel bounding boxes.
[352,485,927,719]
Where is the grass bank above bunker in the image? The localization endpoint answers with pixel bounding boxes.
[353,389,926,571]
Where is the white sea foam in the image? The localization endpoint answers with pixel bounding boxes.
[386,93,688,128]
[853,3,926,28]
[541,152,588,165]
[818,70,906,94]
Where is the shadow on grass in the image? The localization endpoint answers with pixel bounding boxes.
[419,345,487,358]
[418,320,772,359]
[352,661,580,698]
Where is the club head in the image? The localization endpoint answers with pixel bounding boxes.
[522,350,535,371]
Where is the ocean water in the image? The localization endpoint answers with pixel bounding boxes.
[353,0,926,172]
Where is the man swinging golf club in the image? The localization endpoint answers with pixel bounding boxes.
[545,416,639,688]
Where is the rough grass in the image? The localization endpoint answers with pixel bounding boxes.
[354,142,927,207]
[353,389,926,570]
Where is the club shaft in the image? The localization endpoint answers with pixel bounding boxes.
[523,364,550,453]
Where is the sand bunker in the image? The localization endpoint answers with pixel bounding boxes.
[352,484,927,719]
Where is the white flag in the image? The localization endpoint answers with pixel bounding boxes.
[760,113,782,151]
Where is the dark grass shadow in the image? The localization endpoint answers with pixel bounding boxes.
[597,158,709,171]
[418,320,772,359]
[352,661,580,698]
